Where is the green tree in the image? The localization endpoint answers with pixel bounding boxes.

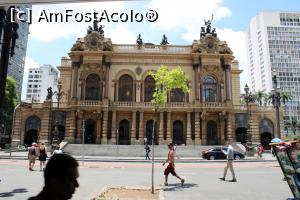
[148,65,190,193]
[280,91,293,105]
[254,91,267,106]
[2,76,18,140]
[291,117,298,135]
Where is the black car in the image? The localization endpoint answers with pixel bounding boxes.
[202,147,245,160]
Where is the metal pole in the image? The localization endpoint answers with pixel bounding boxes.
[276,94,281,138]
[82,119,85,164]
[151,119,155,194]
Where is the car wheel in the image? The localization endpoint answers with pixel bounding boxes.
[235,155,241,160]
[209,155,215,160]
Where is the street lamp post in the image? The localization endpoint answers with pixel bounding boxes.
[272,69,281,139]
[244,84,252,143]
[47,80,65,147]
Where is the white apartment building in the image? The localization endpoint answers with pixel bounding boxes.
[25,64,59,103]
[245,11,300,121]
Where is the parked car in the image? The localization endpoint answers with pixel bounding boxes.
[202,147,245,160]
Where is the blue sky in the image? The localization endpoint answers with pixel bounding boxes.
[22,0,300,99]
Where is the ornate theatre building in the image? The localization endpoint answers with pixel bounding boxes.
[12,23,282,148]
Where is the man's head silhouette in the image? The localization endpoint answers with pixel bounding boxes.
[28,153,79,200]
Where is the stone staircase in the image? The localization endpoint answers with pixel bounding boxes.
[63,144,217,157]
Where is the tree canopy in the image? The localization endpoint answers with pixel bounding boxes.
[148,65,190,112]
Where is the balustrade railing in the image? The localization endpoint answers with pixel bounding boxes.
[113,44,191,54]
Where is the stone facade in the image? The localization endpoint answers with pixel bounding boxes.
[12,30,283,147]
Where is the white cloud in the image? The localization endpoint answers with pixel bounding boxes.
[148,0,231,37]
[107,25,136,44]
[217,29,249,89]
[21,56,40,100]
[29,2,126,42]
[148,0,248,91]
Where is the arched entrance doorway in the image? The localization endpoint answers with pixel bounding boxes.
[173,120,184,145]
[207,120,218,145]
[146,120,157,145]
[235,127,247,144]
[260,119,274,149]
[84,119,96,144]
[118,120,130,145]
[24,116,41,147]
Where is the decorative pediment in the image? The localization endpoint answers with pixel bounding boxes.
[70,23,113,52]
[192,35,233,55]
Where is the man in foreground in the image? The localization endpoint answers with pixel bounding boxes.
[28,154,79,200]
[219,141,237,182]
[162,143,185,186]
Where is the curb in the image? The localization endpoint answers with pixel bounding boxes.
[0,156,276,163]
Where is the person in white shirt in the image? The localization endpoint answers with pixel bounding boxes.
[219,141,237,182]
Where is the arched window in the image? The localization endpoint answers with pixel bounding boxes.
[85,74,101,100]
[24,116,41,147]
[118,74,133,102]
[144,75,155,102]
[202,75,217,102]
[170,88,185,102]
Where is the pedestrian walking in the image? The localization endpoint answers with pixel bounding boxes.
[162,143,185,186]
[258,144,265,159]
[28,154,79,200]
[28,143,37,171]
[38,143,48,171]
[144,136,147,145]
[145,144,151,160]
[219,141,237,182]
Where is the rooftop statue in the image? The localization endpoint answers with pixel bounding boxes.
[87,21,105,34]
[136,33,143,45]
[200,14,217,38]
[160,34,169,45]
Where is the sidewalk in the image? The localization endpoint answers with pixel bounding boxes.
[0,150,276,162]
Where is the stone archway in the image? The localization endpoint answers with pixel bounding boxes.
[260,119,274,149]
[235,127,247,144]
[207,120,218,145]
[84,119,96,144]
[24,115,41,147]
[118,119,130,145]
[146,120,157,145]
[173,120,184,145]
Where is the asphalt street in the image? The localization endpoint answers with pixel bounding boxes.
[0,159,292,200]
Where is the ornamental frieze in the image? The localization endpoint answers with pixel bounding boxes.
[191,35,233,55]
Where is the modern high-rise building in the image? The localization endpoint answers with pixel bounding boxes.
[7,5,31,97]
[25,64,59,103]
[245,11,300,121]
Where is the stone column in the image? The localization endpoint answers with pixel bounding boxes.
[102,111,108,144]
[224,64,232,100]
[193,64,200,100]
[227,113,234,142]
[194,112,201,144]
[139,111,144,143]
[220,114,225,144]
[166,111,172,143]
[104,62,110,99]
[109,110,117,144]
[65,111,76,143]
[11,108,22,147]
[96,114,102,144]
[76,114,83,144]
[71,62,80,99]
[159,112,164,144]
[131,111,136,144]
[186,112,192,144]
[201,114,206,145]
